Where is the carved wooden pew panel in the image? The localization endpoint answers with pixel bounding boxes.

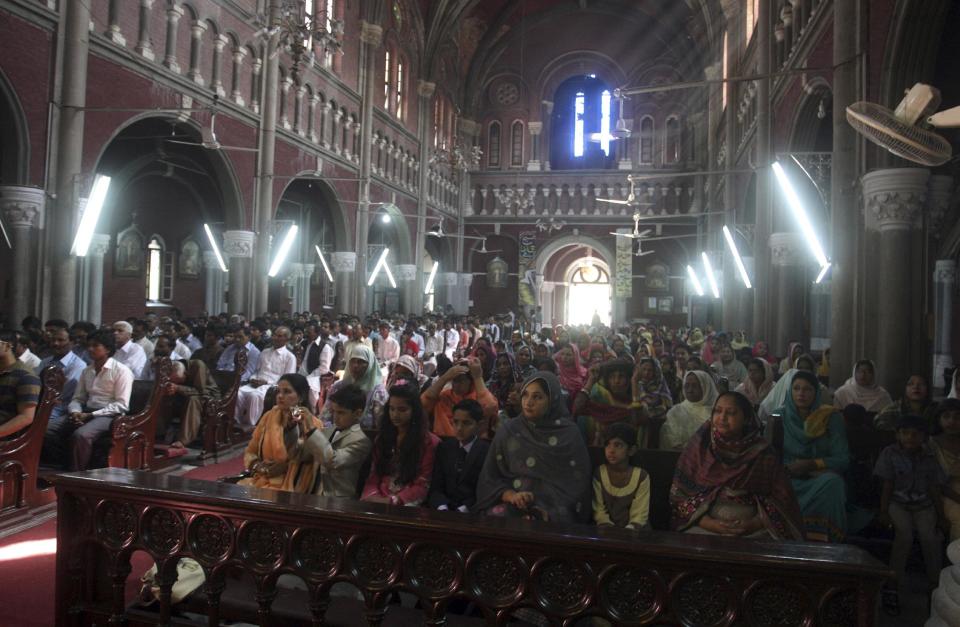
[107,358,171,471]
[53,468,889,627]
[0,365,64,522]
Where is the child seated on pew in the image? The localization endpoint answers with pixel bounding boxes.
[427,399,490,512]
[874,414,948,610]
[592,423,650,530]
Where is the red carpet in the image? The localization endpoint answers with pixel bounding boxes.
[0,455,245,627]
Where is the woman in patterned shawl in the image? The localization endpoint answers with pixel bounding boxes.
[670,391,804,540]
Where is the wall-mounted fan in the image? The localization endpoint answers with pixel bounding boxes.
[166,111,259,153]
[846,83,960,166]
[610,212,652,240]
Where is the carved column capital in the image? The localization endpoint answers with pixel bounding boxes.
[88,233,111,257]
[528,122,543,135]
[0,186,45,228]
[395,264,418,281]
[222,230,256,258]
[359,21,383,47]
[935,259,956,284]
[287,262,304,280]
[330,251,357,272]
[417,80,436,99]
[458,118,480,136]
[190,19,208,37]
[440,272,459,287]
[768,232,805,266]
[862,168,930,232]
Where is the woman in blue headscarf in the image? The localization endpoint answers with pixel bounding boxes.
[320,344,388,429]
[778,370,850,542]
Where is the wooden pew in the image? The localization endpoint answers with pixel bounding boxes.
[0,364,64,527]
[198,348,247,464]
[107,358,172,471]
[52,468,889,626]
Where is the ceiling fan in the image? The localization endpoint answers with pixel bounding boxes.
[596,174,653,207]
[633,238,655,257]
[427,219,446,238]
[166,111,259,153]
[588,88,631,143]
[846,83,959,167]
[611,212,652,240]
[475,238,503,254]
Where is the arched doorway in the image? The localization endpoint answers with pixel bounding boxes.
[0,69,28,184]
[269,178,347,314]
[564,256,612,326]
[533,234,616,326]
[91,116,243,322]
[366,204,412,315]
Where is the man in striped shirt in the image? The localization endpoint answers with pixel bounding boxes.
[0,329,41,439]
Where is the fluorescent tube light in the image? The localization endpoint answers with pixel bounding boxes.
[314,245,334,282]
[424,261,439,294]
[772,161,829,268]
[383,261,397,288]
[71,174,111,256]
[722,226,752,289]
[701,252,720,299]
[203,224,228,272]
[815,262,831,284]
[686,265,705,297]
[267,224,298,277]
[368,247,390,286]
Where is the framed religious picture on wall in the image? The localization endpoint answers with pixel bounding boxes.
[487,256,508,289]
[658,296,673,313]
[646,296,658,313]
[114,226,145,277]
[179,238,201,279]
[645,262,669,291]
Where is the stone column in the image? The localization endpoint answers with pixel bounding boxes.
[230,46,247,106]
[163,5,185,73]
[440,273,458,313]
[355,20,382,318]
[250,56,262,113]
[135,0,155,60]
[299,264,314,313]
[541,101,554,171]
[211,34,228,97]
[752,0,773,343]
[540,281,556,331]
[413,80,436,314]
[49,0,91,320]
[809,279,831,354]
[396,264,418,316]
[81,234,110,325]
[863,168,928,392]
[223,230,255,314]
[933,260,955,396]
[187,20,208,86]
[768,232,807,361]
[829,0,860,387]
[458,273,473,314]
[287,262,304,313]
[526,122,542,171]
[0,187,45,326]
[330,252,356,315]
[202,251,227,315]
[105,0,126,46]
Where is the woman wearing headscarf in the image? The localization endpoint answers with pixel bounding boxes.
[874,374,937,431]
[387,354,429,392]
[778,342,804,377]
[687,328,705,353]
[833,359,893,413]
[701,334,720,367]
[320,344,388,429]
[735,358,775,408]
[751,341,777,365]
[573,359,643,446]
[659,355,684,405]
[779,370,850,542]
[470,337,498,381]
[474,371,592,524]
[611,334,634,362]
[554,344,588,400]
[239,373,324,493]
[486,351,522,409]
[514,344,537,380]
[632,357,673,422]
[661,370,719,450]
[670,391,804,540]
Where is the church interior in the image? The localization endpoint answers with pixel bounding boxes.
[2,0,960,625]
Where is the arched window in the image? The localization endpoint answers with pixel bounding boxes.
[433,92,454,150]
[639,116,654,164]
[383,48,392,110]
[488,121,501,168]
[146,236,173,302]
[722,31,729,109]
[665,116,681,164]
[395,55,404,120]
[549,74,617,170]
[510,120,524,167]
[745,0,759,43]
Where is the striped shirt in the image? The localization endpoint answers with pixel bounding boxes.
[0,359,42,426]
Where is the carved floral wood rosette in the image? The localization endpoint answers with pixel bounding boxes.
[404,543,462,597]
[466,550,527,606]
[96,500,137,549]
[239,520,287,570]
[597,565,663,622]
[140,507,183,556]
[744,580,812,625]
[819,587,859,626]
[290,528,342,579]
[348,536,402,587]
[187,513,234,564]
[672,574,734,625]
[532,558,593,614]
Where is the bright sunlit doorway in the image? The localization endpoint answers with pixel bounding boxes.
[565,257,611,326]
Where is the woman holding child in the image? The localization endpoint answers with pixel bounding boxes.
[670,391,804,540]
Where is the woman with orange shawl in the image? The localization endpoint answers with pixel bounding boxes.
[239,373,324,493]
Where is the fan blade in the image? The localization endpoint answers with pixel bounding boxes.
[217,145,260,153]
[636,250,655,257]
[637,229,652,238]
[928,105,960,128]
[610,232,636,237]
[597,198,631,205]
[166,139,204,147]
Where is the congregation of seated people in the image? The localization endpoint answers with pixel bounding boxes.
[4,311,960,613]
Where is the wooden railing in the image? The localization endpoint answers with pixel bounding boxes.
[53,468,888,626]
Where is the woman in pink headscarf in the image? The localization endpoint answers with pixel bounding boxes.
[554,344,588,399]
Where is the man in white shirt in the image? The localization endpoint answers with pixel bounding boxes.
[300,323,334,410]
[486,316,500,343]
[15,332,41,371]
[45,329,133,471]
[375,322,400,367]
[112,321,148,379]
[443,320,459,360]
[235,326,296,426]
[406,321,425,359]
[132,320,155,360]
